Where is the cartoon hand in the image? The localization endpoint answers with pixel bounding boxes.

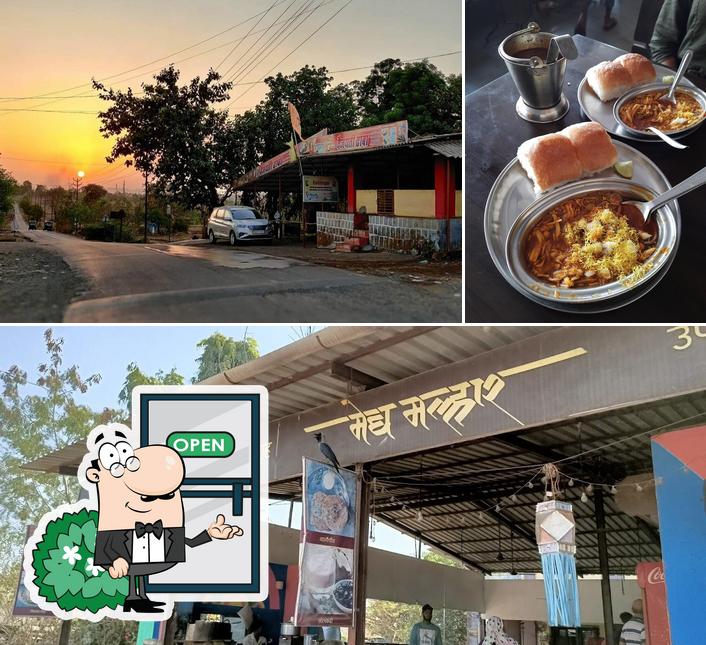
[207,514,243,540]
[109,557,129,578]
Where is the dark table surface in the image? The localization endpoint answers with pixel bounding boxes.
[465,35,706,322]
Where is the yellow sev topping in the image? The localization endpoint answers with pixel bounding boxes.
[564,208,643,282]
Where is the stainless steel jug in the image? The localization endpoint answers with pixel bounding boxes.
[498,22,571,122]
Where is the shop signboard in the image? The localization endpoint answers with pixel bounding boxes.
[235,120,408,187]
[132,385,268,602]
[303,176,339,203]
[294,458,357,626]
[12,526,53,617]
[299,120,409,156]
[269,326,706,482]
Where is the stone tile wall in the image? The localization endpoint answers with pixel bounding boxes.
[368,216,462,252]
[316,211,354,247]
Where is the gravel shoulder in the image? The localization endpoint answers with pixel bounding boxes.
[0,238,87,322]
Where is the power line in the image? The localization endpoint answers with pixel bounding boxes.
[224,0,318,84]
[0,1,296,105]
[227,0,353,108]
[214,0,281,72]
[0,0,338,114]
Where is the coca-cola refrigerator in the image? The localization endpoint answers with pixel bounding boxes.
[636,561,671,645]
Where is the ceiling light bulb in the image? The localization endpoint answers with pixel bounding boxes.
[528,481,534,489]
[568,478,575,487]
[416,510,423,522]
[586,484,593,494]
[610,485,618,494]
[581,492,588,503]
[495,505,501,513]
[511,494,518,503]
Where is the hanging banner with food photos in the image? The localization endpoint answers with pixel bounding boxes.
[294,458,356,626]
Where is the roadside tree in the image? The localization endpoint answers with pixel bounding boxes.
[193,332,260,383]
[354,60,461,134]
[0,164,18,217]
[118,362,185,413]
[95,66,246,233]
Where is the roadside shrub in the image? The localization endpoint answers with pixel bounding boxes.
[172,217,190,233]
[83,225,107,241]
[30,508,128,614]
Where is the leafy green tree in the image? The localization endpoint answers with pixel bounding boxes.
[193,332,260,383]
[254,66,358,161]
[0,163,18,216]
[118,362,185,412]
[94,66,245,232]
[354,60,461,134]
[82,183,108,205]
[0,330,130,644]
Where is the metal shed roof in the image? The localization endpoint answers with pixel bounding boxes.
[23,326,705,576]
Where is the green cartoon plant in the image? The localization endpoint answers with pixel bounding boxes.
[30,507,129,613]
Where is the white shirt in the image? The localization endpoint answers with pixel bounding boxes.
[131,529,166,564]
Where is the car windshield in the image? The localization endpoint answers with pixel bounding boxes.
[229,208,263,220]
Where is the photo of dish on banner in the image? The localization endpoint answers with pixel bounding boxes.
[295,458,357,626]
[535,464,580,627]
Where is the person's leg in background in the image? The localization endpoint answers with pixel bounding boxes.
[574,0,592,36]
[603,0,617,30]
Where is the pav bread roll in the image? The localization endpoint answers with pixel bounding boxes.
[562,122,618,174]
[586,61,633,101]
[615,53,656,85]
[517,133,582,193]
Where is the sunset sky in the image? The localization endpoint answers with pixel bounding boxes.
[0,0,461,193]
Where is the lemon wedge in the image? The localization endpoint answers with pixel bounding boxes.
[614,160,634,179]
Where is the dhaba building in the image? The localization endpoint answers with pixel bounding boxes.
[232,121,462,252]
[22,326,706,645]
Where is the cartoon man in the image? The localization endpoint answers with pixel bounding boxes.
[83,425,242,613]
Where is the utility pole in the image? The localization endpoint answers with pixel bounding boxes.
[143,172,148,243]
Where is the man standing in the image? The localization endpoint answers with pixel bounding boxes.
[619,599,646,645]
[409,603,442,645]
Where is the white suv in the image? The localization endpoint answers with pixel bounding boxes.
[207,206,273,245]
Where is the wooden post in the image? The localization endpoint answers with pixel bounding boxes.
[349,464,370,645]
[57,620,71,645]
[594,488,616,645]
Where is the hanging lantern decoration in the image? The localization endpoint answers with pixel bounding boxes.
[535,464,581,627]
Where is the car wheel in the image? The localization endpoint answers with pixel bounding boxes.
[229,231,236,246]
[209,229,216,244]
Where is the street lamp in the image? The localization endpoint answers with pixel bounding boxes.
[74,170,85,202]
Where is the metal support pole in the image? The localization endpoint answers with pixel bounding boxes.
[594,488,616,645]
[58,619,72,645]
[349,464,370,645]
[144,173,148,243]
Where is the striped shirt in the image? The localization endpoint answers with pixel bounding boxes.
[620,617,645,645]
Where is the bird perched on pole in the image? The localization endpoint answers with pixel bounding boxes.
[314,433,340,472]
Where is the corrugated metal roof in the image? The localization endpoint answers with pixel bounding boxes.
[24,326,704,575]
[208,326,553,419]
[424,140,462,158]
[269,391,706,574]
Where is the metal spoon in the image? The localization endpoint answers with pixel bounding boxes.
[625,165,706,222]
[646,126,688,149]
[659,49,693,106]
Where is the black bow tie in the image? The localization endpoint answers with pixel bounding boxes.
[135,520,163,539]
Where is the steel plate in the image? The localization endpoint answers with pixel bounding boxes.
[577,62,696,142]
[484,140,681,313]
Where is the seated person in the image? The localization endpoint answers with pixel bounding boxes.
[650,0,706,85]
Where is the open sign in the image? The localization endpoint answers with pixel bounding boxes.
[167,432,235,457]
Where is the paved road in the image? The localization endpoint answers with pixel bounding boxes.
[16,209,460,322]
